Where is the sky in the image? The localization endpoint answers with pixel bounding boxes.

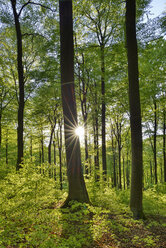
[150,0,166,17]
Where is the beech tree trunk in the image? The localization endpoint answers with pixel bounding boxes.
[84,115,89,174]
[111,130,116,187]
[57,120,63,190]
[150,161,153,184]
[77,56,89,174]
[93,80,100,182]
[101,44,107,179]
[116,121,122,189]
[126,157,130,189]
[153,100,158,184]
[123,156,125,190]
[0,113,1,159]
[59,0,89,206]
[48,122,56,165]
[41,132,44,164]
[163,108,166,182]
[6,129,8,165]
[30,135,32,162]
[126,0,143,219]
[11,0,25,170]
[53,131,56,180]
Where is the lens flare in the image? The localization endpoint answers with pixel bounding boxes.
[75,126,85,141]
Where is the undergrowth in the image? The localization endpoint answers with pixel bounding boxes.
[0,163,166,247]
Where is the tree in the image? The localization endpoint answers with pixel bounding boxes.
[75,51,90,174]
[10,0,25,169]
[75,0,123,178]
[59,0,89,206]
[163,105,166,182]
[126,0,143,218]
[2,0,55,169]
[57,118,63,190]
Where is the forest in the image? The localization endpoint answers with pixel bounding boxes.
[0,0,166,247]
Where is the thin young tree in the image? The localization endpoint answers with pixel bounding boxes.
[163,106,166,182]
[126,0,143,218]
[59,0,89,206]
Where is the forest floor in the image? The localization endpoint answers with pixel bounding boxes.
[89,213,166,248]
[53,196,166,248]
[0,166,166,248]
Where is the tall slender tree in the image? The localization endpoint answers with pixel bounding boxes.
[75,0,121,178]
[163,106,166,182]
[10,0,24,170]
[126,0,143,218]
[59,0,89,206]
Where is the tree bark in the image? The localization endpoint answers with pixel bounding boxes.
[111,130,116,187]
[163,108,166,182]
[126,152,130,189]
[57,120,63,190]
[150,161,153,184]
[101,44,107,179]
[84,114,89,174]
[59,0,89,206]
[78,56,89,175]
[116,121,122,189]
[53,131,56,180]
[0,113,1,159]
[123,156,125,190]
[126,0,143,219]
[93,81,100,182]
[41,132,44,164]
[11,0,25,170]
[6,129,8,165]
[153,100,158,184]
[48,122,56,165]
[30,135,32,162]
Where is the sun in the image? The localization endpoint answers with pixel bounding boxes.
[75,126,85,141]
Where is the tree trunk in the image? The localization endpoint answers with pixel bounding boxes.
[0,113,1,159]
[48,123,56,165]
[111,131,116,187]
[84,114,89,174]
[123,156,125,190]
[93,95,100,182]
[126,152,130,189]
[153,100,158,184]
[101,44,107,179]
[6,129,8,165]
[163,108,166,182]
[59,0,89,206]
[39,150,42,165]
[78,54,89,174]
[116,121,122,189]
[11,0,25,170]
[53,131,56,180]
[41,133,44,163]
[149,161,153,184]
[57,120,63,190]
[94,80,100,182]
[53,140,56,165]
[126,0,143,219]
[118,142,122,189]
[30,135,32,162]
[160,165,163,183]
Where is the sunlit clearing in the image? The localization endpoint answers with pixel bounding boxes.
[75,126,85,141]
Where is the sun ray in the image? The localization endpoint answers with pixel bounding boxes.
[75,126,85,142]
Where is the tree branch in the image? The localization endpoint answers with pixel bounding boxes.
[18,0,54,17]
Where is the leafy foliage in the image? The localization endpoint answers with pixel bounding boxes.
[0,163,165,247]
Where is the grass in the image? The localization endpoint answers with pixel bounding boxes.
[0,163,166,247]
